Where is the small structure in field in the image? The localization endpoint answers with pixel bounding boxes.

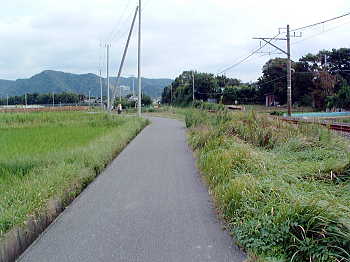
[207,98,217,104]
[227,105,245,111]
[265,93,278,107]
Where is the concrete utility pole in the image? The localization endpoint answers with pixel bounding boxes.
[192,70,195,101]
[286,25,292,116]
[254,25,300,116]
[106,44,110,110]
[120,86,122,102]
[110,6,139,110]
[137,0,142,117]
[88,90,91,107]
[170,85,172,105]
[99,69,103,109]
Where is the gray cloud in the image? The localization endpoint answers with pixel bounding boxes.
[0,0,349,82]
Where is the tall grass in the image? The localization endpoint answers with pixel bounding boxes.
[0,112,148,238]
[186,109,350,261]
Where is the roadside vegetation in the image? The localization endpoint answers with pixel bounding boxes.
[0,111,148,238]
[181,105,350,261]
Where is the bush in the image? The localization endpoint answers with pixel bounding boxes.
[192,100,226,111]
[270,111,284,116]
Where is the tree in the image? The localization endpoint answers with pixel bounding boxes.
[223,85,259,105]
[300,52,338,108]
[113,97,136,109]
[142,95,152,106]
[327,85,350,110]
[292,61,315,106]
[311,71,337,109]
[161,71,243,105]
[328,48,350,85]
[257,58,288,104]
[0,92,84,106]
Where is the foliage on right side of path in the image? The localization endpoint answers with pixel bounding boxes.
[186,109,350,261]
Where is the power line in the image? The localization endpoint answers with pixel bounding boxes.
[294,69,350,74]
[291,12,350,32]
[218,33,281,75]
[109,6,139,109]
[105,0,133,43]
[109,8,136,44]
[142,0,154,11]
[194,76,287,95]
[217,13,350,77]
[110,14,136,46]
[292,19,350,46]
[256,75,287,86]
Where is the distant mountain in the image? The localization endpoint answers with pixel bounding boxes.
[0,70,173,98]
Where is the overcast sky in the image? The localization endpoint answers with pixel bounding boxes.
[0,0,349,82]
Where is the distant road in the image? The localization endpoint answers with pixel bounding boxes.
[19,117,245,262]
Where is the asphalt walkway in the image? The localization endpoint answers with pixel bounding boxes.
[19,117,245,262]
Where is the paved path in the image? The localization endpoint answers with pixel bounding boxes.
[19,117,245,262]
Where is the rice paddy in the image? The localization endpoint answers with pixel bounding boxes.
[0,111,148,238]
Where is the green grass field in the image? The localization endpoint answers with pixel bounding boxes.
[182,107,350,262]
[0,111,148,238]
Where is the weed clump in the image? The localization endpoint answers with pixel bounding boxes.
[186,109,350,261]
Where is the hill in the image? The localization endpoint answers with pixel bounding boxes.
[0,70,173,98]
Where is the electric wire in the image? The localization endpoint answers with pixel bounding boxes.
[105,0,134,44]
[142,0,154,11]
[292,19,350,46]
[256,75,287,86]
[291,12,350,32]
[218,33,281,75]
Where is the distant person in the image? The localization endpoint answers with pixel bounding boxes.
[117,104,122,115]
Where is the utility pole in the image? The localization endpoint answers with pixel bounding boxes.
[120,86,122,102]
[170,85,172,105]
[253,24,301,116]
[99,69,103,109]
[286,25,292,116]
[137,0,142,117]
[88,90,91,107]
[192,70,195,101]
[53,92,55,107]
[106,44,110,110]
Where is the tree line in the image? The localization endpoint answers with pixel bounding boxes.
[113,94,153,109]
[161,72,242,106]
[161,48,350,110]
[0,91,155,110]
[0,92,84,105]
